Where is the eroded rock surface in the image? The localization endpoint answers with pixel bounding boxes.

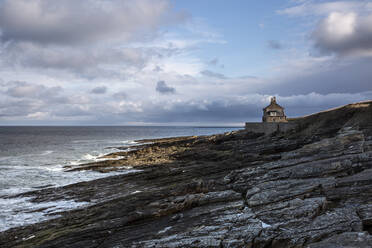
[1,101,372,247]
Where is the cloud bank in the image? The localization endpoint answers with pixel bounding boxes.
[0,0,174,45]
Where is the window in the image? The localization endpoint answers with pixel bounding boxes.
[269,111,278,116]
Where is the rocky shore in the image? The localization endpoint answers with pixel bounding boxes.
[1,101,372,247]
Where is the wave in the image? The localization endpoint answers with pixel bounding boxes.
[40,150,54,156]
[44,165,64,172]
[82,153,101,161]
[0,196,90,232]
[68,150,121,167]
[120,140,138,145]
[0,156,13,162]
[0,168,143,232]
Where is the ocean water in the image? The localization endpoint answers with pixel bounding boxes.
[0,126,240,231]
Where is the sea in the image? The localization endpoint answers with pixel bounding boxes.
[0,126,241,231]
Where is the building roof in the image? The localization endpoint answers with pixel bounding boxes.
[263,97,284,111]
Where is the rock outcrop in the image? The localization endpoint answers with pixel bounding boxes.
[1,101,372,247]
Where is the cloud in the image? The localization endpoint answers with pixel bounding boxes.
[0,0,177,45]
[208,58,219,65]
[112,91,127,100]
[26,111,49,119]
[278,1,372,17]
[50,105,93,117]
[1,76,371,124]
[2,42,148,74]
[0,98,40,117]
[269,2,372,98]
[91,86,107,94]
[265,56,372,96]
[0,0,190,81]
[312,12,372,56]
[153,66,163,72]
[6,81,63,99]
[206,57,224,68]
[1,0,372,125]
[0,81,95,119]
[267,40,284,50]
[83,91,372,124]
[156,81,176,94]
[200,70,226,79]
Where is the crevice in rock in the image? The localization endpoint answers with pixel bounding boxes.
[363,223,372,235]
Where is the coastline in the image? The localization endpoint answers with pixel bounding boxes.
[65,135,205,173]
[0,127,240,233]
[1,102,372,247]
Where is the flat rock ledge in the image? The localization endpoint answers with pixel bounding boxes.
[1,101,372,247]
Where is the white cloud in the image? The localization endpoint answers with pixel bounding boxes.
[313,12,372,56]
[27,111,49,119]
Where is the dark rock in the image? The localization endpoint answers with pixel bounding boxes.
[307,232,372,248]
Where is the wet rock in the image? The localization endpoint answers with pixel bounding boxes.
[307,232,372,248]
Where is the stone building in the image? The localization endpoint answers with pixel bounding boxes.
[245,96,295,134]
[262,97,287,123]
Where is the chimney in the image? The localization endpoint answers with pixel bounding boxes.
[271,96,276,104]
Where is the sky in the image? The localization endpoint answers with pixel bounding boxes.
[0,0,371,126]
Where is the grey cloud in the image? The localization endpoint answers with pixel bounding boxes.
[312,13,372,56]
[6,81,63,99]
[88,91,372,125]
[158,91,370,123]
[50,105,93,117]
[0,98,39,117]
[239,75,258,79]
[91,86,107,94]
[0,41,188,80]
[156,81,175,94]
[267,40,283,50]
[0,85,93,119]
[151,101,260,123]
[3,43,148,74]
[153,66,163,72]
[200,70,227,79]
[112,91,127,100]
[0,0,175,45]
[57,98,261,125]
[208,58,219,65]
[208,58,224,68]
[2,86,371,124]
[280,91,372,118]
[0,0,187,80]
[264,57,372,96]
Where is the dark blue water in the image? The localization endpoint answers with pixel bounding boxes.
[0,126,241,231]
